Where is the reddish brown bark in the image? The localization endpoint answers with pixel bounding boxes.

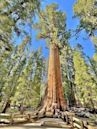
[38,44,67,116]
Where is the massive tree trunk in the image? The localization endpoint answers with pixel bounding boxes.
[38,44,67,117]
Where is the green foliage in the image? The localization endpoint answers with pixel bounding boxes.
[11,48,45,108]
[0,0,40,50]
[73,47,97,108]
[73,1,97,108]
[74,0,97,36]
[0,36,46,112]
[0,37,29,111]
[0,0,42,112]
[34,3,70,47]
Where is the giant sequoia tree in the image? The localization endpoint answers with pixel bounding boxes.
[34,4,69,117]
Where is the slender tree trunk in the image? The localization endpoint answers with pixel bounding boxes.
[38,44,67,117]
[2,100,10,113]
[69,83,76,107]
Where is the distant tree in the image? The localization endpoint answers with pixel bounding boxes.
[74,0,97,44]
[0,37,29,113]
[74,0,97,34]
[11,48,46,111]
[0,0,40,50]
[0,0,42,113]
[60,44,76,107]
[0,37,46,113]
[73,45,97,108]
[74,1,97,108]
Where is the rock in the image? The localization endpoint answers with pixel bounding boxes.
[89,109,97,114]
[85,112,92,118]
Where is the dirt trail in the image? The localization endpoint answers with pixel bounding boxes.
[0,123,64,129]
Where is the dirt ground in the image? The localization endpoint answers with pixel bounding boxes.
[0,123,64,129]
[0,118,69,129]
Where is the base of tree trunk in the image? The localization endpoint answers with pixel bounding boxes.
[35,93,67,119]
[37,103,67,118]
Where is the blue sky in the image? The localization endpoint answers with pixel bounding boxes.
[14,0,95,58]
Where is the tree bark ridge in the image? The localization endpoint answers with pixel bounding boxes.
[38,44,67,117]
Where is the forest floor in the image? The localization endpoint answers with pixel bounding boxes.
[0,118,71,129]
[0,124,64,129]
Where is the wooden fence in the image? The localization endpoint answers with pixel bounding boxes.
[0,112,97,129]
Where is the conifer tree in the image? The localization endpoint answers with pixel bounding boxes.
[60,45,76,107]
[73,46,97,108]
[74,0,97,44]
[0,0,40,50]
[34,3,70,117]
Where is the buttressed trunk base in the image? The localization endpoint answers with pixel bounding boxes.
[38,44,67,117]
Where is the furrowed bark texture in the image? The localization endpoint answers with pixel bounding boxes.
[38,44,67,117]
